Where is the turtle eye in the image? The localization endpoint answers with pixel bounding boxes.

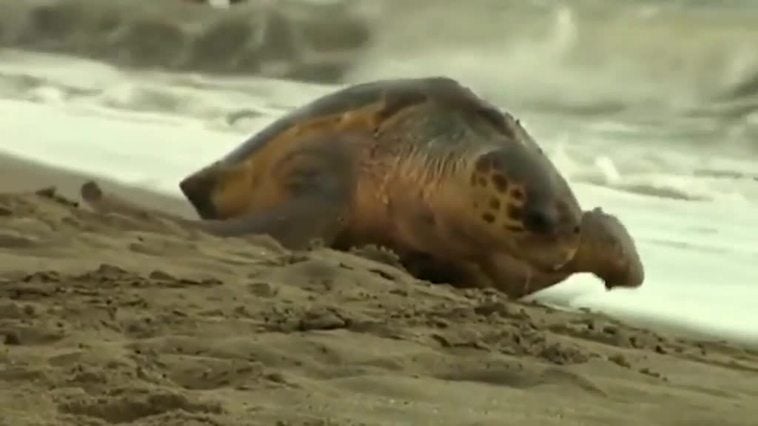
[523,208,558,235]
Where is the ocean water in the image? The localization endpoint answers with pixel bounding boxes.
[1,1,757,344]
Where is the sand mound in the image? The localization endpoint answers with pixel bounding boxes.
[0,0,372,83]
[0,186,757,425]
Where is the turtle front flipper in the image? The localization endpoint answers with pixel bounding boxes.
[476,253,545,299]
[562,208,645,289]
[196,194,348,249]
[473,208,645,298]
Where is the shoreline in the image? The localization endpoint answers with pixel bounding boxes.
[1,150,757,424]
[2,151,756,350]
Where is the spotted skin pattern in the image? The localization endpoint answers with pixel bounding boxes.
[470,151,529,232]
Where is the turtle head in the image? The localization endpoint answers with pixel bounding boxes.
[570,208,645,289]
[470,120,583,271]
[179,160,257,220]
[508,163,583,271]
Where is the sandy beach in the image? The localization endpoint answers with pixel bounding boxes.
[0,152,756,426]
[0,0,757,423]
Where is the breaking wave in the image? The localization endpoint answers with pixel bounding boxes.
[0,0,756,203]
[0,0,371,83]
[349,0,758,110]
[346,0,758,156]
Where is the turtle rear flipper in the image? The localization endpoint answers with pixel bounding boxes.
[81,133,358,250]
[198,194,347,249]
[81,179,350,250]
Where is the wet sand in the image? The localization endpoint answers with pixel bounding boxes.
[1,153,757,426]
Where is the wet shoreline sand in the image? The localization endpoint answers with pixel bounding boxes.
[1,152,757,425]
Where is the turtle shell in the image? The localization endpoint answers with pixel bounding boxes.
[220,77,506,164]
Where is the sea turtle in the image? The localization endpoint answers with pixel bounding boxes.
[80,76,644,297]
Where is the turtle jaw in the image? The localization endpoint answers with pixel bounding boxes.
[553,240,582,271]
[513,232,582,274]
[552,248,577,271]
[516,202,584,272]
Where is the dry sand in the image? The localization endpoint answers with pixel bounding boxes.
[0,153,757,426]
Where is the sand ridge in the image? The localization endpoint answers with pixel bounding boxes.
[0,182,757,425]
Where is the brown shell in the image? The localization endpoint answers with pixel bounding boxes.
[219,77,508,165]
